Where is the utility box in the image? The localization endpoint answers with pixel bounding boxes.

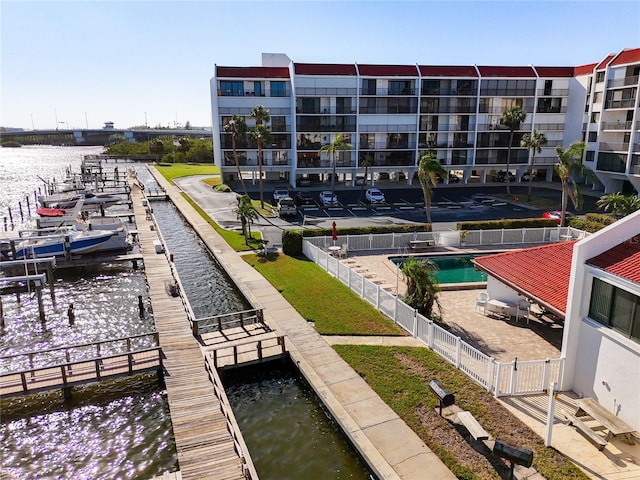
[153,240,164,254]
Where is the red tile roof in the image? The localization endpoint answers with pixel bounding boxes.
[418,65,478,77]
[574,63,597,76]
[534,66,575,77]
[596,54,616,71]
[294,63,357,75]
[357,64,419,76]
[473,241,577,317]
[476,66,536,77]
[587,235,640,285]
[610,47,640,66]
[216,66,290,79]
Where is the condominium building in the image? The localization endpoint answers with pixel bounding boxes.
[210,48,639,192]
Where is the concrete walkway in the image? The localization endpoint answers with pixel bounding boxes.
[157,170,456,479]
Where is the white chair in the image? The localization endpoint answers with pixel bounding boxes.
[338,243,348,258]
[475,292,489,314]
[517,300,531,323]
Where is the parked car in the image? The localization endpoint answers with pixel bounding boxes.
[277,197,297,218]
[435,173,460,183]
[273,189,290,202]
[296,191,315,206]
[521,171,539,182]
[492,171,516,182]
[354,177,366,186]
[319,191,339,206]
[365,188,386,203]
[542,210,574,225]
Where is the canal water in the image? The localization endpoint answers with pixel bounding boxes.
[1,146,373,479]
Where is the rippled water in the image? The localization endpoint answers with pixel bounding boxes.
[225,362,374,480]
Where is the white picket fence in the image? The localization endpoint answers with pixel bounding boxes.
[303,239,564,397]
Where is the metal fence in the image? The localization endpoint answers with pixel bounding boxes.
[303,238,565,397]
[304,226,589,252]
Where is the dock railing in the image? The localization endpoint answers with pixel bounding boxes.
[192,308,265,337]
[303,237,566,397]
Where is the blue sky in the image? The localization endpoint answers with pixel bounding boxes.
[2,1,639,130]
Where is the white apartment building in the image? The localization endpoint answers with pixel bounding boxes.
[210,49,639,192]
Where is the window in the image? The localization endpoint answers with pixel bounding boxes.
[270,81,286,97]
[219,81,243,96]
[544,80,552,96]
[588,132,598,142]
[595,71,605,83]
[590,111,600,123]
[254,81,262,97]
[362,79,376,95]
[585,151,595,162]
[594,92,603,103]
[589,277,640,341]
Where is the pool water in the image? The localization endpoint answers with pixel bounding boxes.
[392,255,487,284]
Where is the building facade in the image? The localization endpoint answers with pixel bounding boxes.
[210,49,639,192]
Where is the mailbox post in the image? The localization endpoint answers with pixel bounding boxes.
[493,439,534,480]
[428,379,455,416]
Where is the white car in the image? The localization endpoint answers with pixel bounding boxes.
[319,191,339,206]
[365,188,385,203]
[273,189,290,202]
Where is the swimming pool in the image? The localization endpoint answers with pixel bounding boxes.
[391,254,488,284]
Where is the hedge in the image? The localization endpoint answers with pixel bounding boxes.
[282,223,431,257]
[456,218,558,230]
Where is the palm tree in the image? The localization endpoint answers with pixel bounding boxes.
[233,194,258,244]
[318,133,352,199]
[400,256,442,319]
[501,106,527,195]
[148,140,164,162]
[597,193,640,219]
[417,150,446,225]
[223,115,248,194]
[250,106,271,209]
[520,130,547,202]
[554,141,595,227]
[358,154,373,201]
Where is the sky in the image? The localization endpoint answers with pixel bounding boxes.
[1,0,639,131]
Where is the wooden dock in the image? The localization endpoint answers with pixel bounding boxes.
[130,182,255,480]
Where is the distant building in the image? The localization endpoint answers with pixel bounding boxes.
[209,48,640,192]
[103,121,115,130]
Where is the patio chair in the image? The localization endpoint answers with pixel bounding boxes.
[475,292,489,314]
[516,300,531,323]
[338,243,348,258]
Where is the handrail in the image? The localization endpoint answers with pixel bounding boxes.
[211,336,286,368]
[192,308,265,336]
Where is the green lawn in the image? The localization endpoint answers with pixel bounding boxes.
[336,345,589,480]
[155,163,220,184]
[243,253,406,336]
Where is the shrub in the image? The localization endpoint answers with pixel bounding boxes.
[584,213,614,226]
[214,184,232,192]
[456,218,557,230]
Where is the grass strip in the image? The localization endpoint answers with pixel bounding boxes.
[155,163,220,184]
[335,345,589,480]
[243,253,406,336]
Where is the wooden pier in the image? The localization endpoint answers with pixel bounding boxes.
[130,181,256,480]
[0,333,162,399]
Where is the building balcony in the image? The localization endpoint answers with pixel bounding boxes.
[359,106,418,114]
[536,106,567,114]
[534,123,565,131]
[536,88,569,96]
[601,121,633,130]
[596,153,627,173]
[360,88,417,96]
[295,87,358,96]
[605,99,636,109]
[606,76,639,89]
[360,141,416,150]
[599,142,630,152]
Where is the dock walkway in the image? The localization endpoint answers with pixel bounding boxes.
[152,169,456,480]
[130,183,252,480]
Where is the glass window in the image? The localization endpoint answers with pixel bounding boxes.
[588,132,598,142]
[270,81,286,97]
[589,278,614,324]
[611,289,635,335]
[219,81,243,96]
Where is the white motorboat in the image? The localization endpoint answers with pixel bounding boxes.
[1,227,119,260]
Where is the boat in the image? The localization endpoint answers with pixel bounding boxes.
[38,191,122,210]
[1,228,119,260]
[37,207,66,217]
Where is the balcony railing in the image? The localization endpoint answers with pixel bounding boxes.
[421,88,476,96]
[359,106,419,114]
[596,154,626,173]
[479,88,536,96]
[360,141,416,150]
[534,123,565,131]
[537,89,569,96]
[599,142,630,151]
[607,76,639,89]
[601,121,633,130]
[605,99,636,109]
[536,106,567,114]
[295,87,358,96]
[218,88,291,98]
[360,88,417,96]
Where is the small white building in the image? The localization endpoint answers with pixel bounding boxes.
[475,211,640,432]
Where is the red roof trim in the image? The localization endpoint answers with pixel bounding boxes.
[477,66,536,77]
[357,64,419,76]
[216,66,290,79]
[574,63,597,76]
[473,241,577,316]
[294,63,357,75]
[418,65,478,77]
[534,66,575,77]
[596,54,616,71]
[587,235,640,285]
[610,47,640,67]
